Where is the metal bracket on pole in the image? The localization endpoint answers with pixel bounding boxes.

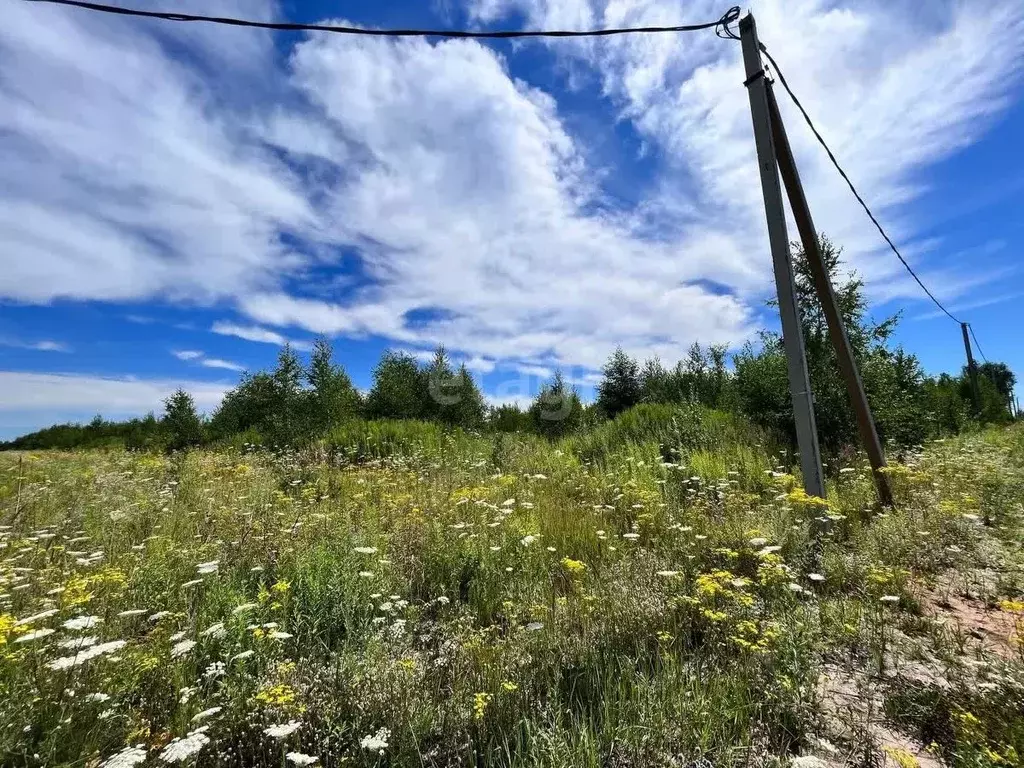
[739,13,826,500]
[765,84,894,507]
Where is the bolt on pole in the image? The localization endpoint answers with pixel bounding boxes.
[740,12,826,500]
[765,84,894,507]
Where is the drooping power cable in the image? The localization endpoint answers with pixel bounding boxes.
[21,0,741,40]
[759,43,964,326]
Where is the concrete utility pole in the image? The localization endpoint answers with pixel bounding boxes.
[962,323,981,415]
[739,13,826,500]
[765,85,894,507]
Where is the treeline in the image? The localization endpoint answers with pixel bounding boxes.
[0,340,583,451]
[2,237,1015,456]
[589,237,1016,453]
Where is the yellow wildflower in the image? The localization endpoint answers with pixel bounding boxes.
[472,692,492,721]
[560,557,586,575]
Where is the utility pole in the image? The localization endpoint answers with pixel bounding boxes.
[765,86,894,507]
[961,323,981,415]
[740,13,826,500]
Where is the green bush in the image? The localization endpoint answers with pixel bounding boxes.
[567,402,763,465]
[325,418,468,462]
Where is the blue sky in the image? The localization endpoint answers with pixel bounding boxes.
[1,0,1023,439]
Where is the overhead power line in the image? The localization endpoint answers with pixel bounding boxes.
[969,324,989,363]
[21,0,741,40]
[758,43,964,326]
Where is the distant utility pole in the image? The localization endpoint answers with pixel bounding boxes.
[765,85,893,507]
[961,323,981,415]
[739,13,826,500]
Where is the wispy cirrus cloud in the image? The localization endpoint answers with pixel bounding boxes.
[171,349,245,372]
[210,321,313,351]
[0,337,70,352]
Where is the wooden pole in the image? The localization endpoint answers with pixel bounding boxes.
[962,323,981,415]
[740,13,826,500]
[765,84,894,507]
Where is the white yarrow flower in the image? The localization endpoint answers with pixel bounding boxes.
[360,728,390,753]
[880,595,900,603]
[264,721,302,739]
[171,640,196,658]
[15,628,55,643]
[353,546,378,554]
[191,706,222,722]
[100,745,148,768]
[159,726,210,763]
[117,609,148,618]
[196,560,219,575]
[63,615,102,631]
[790,757,828,768]
[232,603,257,615]
[47,640,126,671]
[286,753,319,766]
[201,622,226,639]
[14,608,59,627]
[59,635,98,650]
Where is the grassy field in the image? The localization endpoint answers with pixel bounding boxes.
[1,419,1023,767]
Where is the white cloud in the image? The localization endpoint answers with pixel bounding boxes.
[211,321,287,346]
[484,393,534,410]
[210,321,313,351]
[200,357,246,372]
[0,338,69,352]
[243,30,754,368]
[468,0,1024,306]
[0,371,228,437]
[32,340,68,352]
[463,356,497,374]
[1,0,1021,380]
[0,0,315,304]
[172,349,244,371]
[912,291,1024,322]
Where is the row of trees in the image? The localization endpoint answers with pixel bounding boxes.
[593,237,1016,452]
[3,236,1014,455]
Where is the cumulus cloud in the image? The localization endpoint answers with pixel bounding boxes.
[469,0,1024,302]
[1,0,1021,380]
[0,0,315,304]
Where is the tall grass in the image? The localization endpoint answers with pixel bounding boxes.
[0,422,1023,767]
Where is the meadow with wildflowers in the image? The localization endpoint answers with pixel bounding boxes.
[2,420,1024,768]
